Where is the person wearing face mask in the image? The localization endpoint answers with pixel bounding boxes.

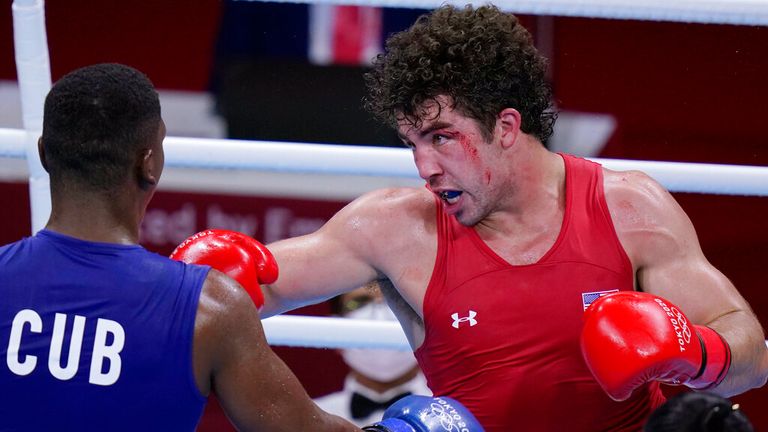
[314,282,432,426]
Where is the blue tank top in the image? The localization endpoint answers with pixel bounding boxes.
[0,229,209,431]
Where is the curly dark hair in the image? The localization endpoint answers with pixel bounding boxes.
[42,63,161,192]
[364,5,556,143]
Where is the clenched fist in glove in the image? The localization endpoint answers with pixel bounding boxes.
[581,291,731,401]
[170,229,278,308]
[363,395,484,432]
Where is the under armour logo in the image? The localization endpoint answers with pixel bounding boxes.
[451,310,478,328]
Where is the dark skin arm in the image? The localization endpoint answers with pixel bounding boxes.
[193,270,361,431]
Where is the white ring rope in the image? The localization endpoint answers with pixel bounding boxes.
[3,128,768,197]
[9,0,768,350]
[263,315,768,350]
[263,315,411,350]
[237,0,768,26]
[0,128,25,158]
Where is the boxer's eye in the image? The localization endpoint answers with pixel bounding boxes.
[432,134,449,146]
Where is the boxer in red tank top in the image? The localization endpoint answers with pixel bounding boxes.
[256,5,768,431]
[414,154,664,430]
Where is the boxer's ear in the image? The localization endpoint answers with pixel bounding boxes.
[137,148,158,190]
[38,137,49,173]
[497,108,521,149]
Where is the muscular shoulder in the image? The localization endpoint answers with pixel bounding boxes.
[344,187,434,221]
[602,168,698,264]
[197,270,255,323]
[322,186,438,283]
[327,187,436,245]
[194,270,262,392]
[602,169,675,225]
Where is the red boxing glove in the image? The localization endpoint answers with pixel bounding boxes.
[170,229,278,308]
[581,291,731,401]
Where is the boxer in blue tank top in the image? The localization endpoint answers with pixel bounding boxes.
[0,64,358,432]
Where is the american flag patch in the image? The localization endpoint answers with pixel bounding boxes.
[582,289,619,311]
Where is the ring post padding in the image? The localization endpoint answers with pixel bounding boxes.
[12,0,52,233]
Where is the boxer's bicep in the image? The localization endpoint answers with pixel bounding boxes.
[260,192,390,317]
[620,173,742,321]
[605,169,731,318]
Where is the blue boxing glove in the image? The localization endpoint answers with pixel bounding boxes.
[362,395,484,432]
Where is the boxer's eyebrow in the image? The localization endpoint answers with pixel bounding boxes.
[419,121,452,138]
[397,121,452,142]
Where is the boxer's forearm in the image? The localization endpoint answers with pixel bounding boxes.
[707,309,768,396]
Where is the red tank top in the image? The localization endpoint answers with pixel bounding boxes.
[414,154,665,431]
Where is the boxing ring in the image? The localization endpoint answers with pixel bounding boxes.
[6,0,768,351]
